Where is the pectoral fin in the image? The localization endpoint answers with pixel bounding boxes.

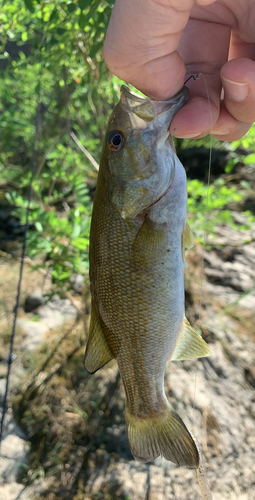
[84,304,113,374]
[171,318,211,361]
[131,220,166,267]
[181,223,194,268]
[185,222,194,249]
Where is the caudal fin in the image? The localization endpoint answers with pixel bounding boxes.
[125,404,199,467]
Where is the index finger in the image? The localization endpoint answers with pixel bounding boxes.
[170,17,231,138]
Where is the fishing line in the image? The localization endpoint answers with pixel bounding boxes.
[190,72,213,411]
[185,72,213,500]
[0,90,41,452]
[193,73,213,436]
[198,73,213,326]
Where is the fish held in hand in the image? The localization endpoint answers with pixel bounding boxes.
[84,85,211,467]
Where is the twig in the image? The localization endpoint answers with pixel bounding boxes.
[65,290,83,315]
[70,131,99,171]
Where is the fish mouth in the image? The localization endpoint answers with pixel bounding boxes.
[120,85,189,122]
[121,85,147,104]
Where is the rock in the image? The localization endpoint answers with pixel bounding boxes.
[36,296,77,329]
[46,295,77,319]
[201,219,255,310]
[18,296,77,351]
[0,377,7,403]
[0,412,27,441]
[36,306,65,329]
[18,320,48,351]
[0,483,25,500]
[70,273,85,294]
[0,434,29,483]
[0,364,7,378]
[24,289,44,312]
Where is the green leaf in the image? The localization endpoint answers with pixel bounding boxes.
[78,0,92,9]
[67,3,76,13]
[35,221,43,232]
[5,192,13,204]
[89,41,103,59]
[21,31,28,42]
[240,180,251,190]
[49,8,59,23]
[24,0,34,13]
[78,12,86,29]
[52,270,71,281]
[35,82,41,94]
[72,223,81,239]
[244,153,255,165]
[72,237,89,250]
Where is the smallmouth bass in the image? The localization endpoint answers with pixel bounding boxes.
[84,85,211,467]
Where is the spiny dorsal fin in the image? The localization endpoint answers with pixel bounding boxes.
[84,303,113,374]
[171,317,211,361]
[181,223,194,269]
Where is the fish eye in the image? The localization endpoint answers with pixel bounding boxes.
[108,130,125,152]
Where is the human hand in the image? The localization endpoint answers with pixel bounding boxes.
[104,0,255,141]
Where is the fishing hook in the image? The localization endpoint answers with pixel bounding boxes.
[185,73,202,85]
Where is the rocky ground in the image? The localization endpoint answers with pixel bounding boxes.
[0,214,255,500]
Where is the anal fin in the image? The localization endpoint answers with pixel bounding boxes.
[171,317,211,361]
[84,303,113,374]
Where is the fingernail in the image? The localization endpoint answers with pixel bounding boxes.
[182,133,200,138]
[211,128,230,136]
[222,77,249,102]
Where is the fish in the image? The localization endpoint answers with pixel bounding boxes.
[84,85,211,468]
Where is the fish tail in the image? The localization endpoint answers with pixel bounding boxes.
[125,404,199,467]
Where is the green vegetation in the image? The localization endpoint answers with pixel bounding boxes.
[0,0,117,294]
[187,177,254,241]
[1,0,255,295]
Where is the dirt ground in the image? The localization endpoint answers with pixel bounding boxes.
[0,215,255,500]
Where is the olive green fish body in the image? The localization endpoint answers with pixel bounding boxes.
[85,86,211,467]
